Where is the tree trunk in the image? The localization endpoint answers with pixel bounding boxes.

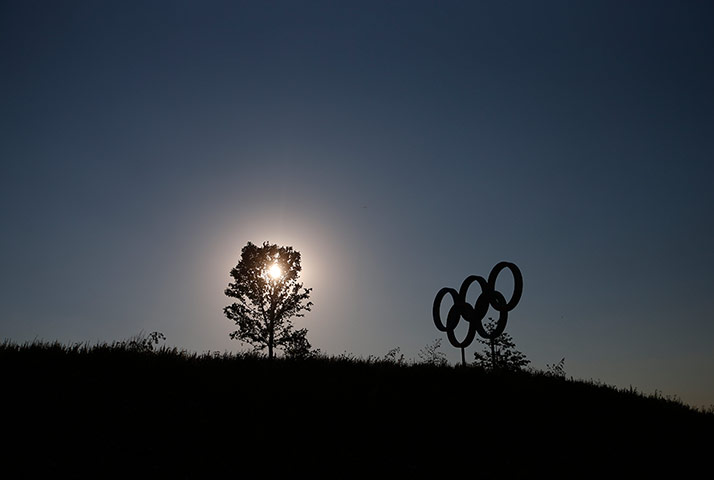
[267,301,276,360]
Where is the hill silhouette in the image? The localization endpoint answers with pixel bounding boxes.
[3,339,711,477]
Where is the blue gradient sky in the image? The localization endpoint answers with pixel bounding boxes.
[2,1,713,407]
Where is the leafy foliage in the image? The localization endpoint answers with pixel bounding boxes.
[473,317,530,371]
[224,241,313,359]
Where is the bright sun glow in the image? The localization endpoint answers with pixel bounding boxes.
[268,263,282,279]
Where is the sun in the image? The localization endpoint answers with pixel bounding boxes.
[268,263,282,280]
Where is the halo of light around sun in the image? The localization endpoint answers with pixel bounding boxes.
[268,263,282,279]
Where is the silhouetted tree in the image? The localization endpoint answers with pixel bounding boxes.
[224,241,313,359]
[473,318,530,371]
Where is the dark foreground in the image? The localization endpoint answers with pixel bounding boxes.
[2,342,712,478]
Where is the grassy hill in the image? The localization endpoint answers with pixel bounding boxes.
[2,338,712,478]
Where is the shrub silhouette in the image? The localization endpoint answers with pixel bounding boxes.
[417,338,448,366]
[473,317,530,371]
[383,346,406,365]
[119,331,166,353]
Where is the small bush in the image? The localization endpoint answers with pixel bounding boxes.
[417,338,448,366]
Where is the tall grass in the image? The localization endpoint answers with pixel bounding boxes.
[2,334,710,414]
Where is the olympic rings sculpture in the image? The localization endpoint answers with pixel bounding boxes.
[433,262,523,362]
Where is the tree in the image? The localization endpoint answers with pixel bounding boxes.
[224,241,313,359]
[473,317,530,371]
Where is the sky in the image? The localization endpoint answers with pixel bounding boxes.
[1,1,713,408]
